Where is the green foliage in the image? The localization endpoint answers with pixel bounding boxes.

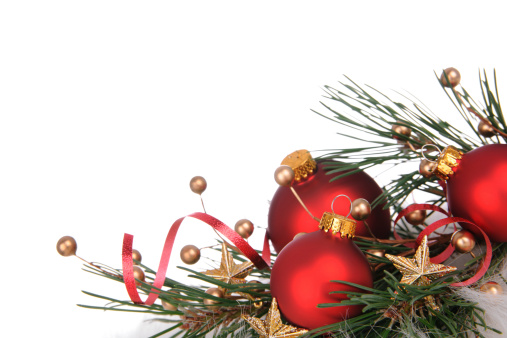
[302,238,507,338]
[313,70,505,212]
[78,70,507,337]
[79,248,272,337]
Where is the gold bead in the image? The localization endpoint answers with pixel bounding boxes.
[478,120,496,138]
[133,265,145,285]
[405,209,426,226]
[274,165,295,186]
[161,300,178,311]
[180,244,201,265]
[391,122,412,139]
[293,232,306,240]
[367,249,385,258]
[451,230,476,253]
[440,67,461,88]
[189,176,207,195]
[351,198,371,221]
[419,159,436,178]
[234,219,254,239]
[56,236,77,257]
[132,249,142,263]
[247,280,264,293]
[203,287,224,309]
[480,281,503,295]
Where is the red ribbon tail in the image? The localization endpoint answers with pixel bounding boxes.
[121,212,269,305]
[393,204,492,287]
[122,233,143,304]
[262,232,272,267]
[393,203,451,249]
[416,217,493,287]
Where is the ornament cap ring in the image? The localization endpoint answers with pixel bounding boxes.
[331,194,353,218]
[421,144,442,163]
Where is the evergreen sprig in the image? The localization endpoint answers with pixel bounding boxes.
[76,70,507,337]
[79,248,273,338]
[313,70,505,212]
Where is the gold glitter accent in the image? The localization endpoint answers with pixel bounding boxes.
[432,145,463,181]
[281,150,317,182]
[242,298,308,338]
[318,212,356,238]
[202,243,253,285]
[385,236,457,310]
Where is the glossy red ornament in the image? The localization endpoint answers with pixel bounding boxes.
[445,144,507,242]
[270,230,373,329]
[268,161,391,253]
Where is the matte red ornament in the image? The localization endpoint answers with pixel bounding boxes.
[443,144,507,242]
[268,161,391,253]
[270,230,373,330]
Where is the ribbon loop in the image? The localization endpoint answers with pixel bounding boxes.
[393,204,492,287]
[122,212,270,305]
[418,217,492,287]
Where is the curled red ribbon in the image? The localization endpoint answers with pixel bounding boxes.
[122,212,270,305]
[394,204,492,286]
[419,216,492,287]
[393,203,451,249]
[262,232,272,267]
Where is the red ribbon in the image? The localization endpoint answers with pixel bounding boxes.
[262,232,272,267]
[122,212,270,305]
[418,217,492,287]
[393,203,451,249]
[393,204,492,286]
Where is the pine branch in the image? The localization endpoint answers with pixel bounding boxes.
[73,70,507,338]
[314,71,503,211]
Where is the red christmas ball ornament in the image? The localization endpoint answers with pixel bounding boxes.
[270,212,373,329]
[268,150,391,253]
[433,144,507,242]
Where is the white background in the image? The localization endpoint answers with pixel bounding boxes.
[1,1,507,337]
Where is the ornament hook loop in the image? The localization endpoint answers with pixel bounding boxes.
[421,144,442,163]
[331,194,353,218]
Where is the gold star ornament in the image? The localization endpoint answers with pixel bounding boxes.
[385,235,457,286]
[202,243,254,285]
[243,298,308,338]
[385,235,457,310]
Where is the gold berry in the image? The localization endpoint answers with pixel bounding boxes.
[133,265,145,285]
[189,176,207,195]
[480,281,503,295]
[366,249,385,258]
[440,67,461,88]
[203,287,224,309]
[180,245,201,265]
[478,120,496,138]
[162,300,178,311]
[274,165,295,187]
[391,122,412,139]
[405,210,426,226]
[351,198,371,221]
[451,230,476,253]
[234,219,254,239]
[247,280,264,293]
[419,159,436,178]
[56,236,77,257]
[132,249,142,263]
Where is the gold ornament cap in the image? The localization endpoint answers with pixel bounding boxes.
[281,149,317,182]
[432,145,463,181]
[318,212,356,238]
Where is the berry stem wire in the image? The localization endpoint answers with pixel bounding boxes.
[290,186,320,222]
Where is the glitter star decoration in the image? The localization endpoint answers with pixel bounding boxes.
[242,298,308,338]
[385,235,457,287]
[202,242,254,285]
[385,235,457,310]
